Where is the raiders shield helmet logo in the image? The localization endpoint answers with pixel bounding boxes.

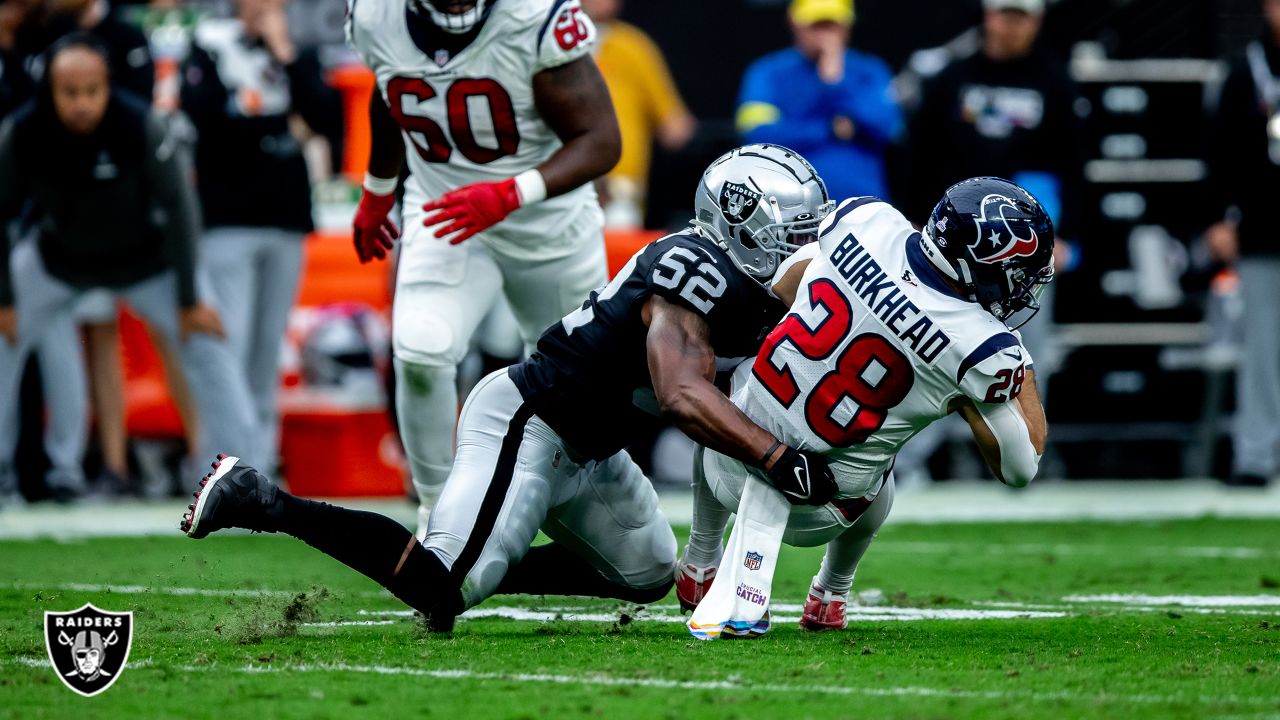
[44,604,133,697]
[719,181,762,225]
[969,194,1040,264]
[744,551,764,571]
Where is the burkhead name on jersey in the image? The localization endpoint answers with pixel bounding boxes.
[813,197,1027,390]
[814,197,957,361]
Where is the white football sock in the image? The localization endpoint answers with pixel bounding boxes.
[688,475,789,639]
[683,462,730,568]
[815,474,896,595]
[394,357,458,521]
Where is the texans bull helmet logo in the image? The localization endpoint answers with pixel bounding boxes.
[719,181,762,225]
[969,194,1040,264]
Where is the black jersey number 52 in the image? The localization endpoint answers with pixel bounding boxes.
[651,246,727,313]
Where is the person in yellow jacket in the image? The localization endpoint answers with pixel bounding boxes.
[583,0,696,227]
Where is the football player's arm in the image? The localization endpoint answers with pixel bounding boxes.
[421,55,621,245]
[644,296,781,467]
[644,295,837,507]
[352,93,404,263]
[952,369,1046,488]
[531,55,622,196]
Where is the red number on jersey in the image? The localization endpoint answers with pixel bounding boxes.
[386,77,451,163]
[554,6,589,51]
[807,333,914,447]
[386,77,521,165]
[753,278,915,448]
[983,364,1026,403]
[753,279,852,407]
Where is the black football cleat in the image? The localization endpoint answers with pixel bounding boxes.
[181,455,283,539]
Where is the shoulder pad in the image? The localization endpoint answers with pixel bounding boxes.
[534,0,596,73]
[642,233,741,317]
[957,332,1030,404]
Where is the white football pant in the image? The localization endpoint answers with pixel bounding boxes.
[391,203,607,529]
[424,370,677,609]
[687,446,896,596]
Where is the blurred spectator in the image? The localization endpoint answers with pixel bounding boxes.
[735,0,901,201]
[582,0,695,228]
[0,36,263,504]
[18,0,154,102]
[905,0,1083,239]
[1205,0,1280,488]
[0,0,35,115]
[9,0,173,493]
[181,0,342,465]
[896,0,1085,483]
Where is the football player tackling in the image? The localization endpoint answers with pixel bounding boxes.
[181,146,846,632]
[346,0,620,537]
[678,177,1052,637]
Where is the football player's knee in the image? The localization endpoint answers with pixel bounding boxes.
[629,523,678,594]
[392,315,467,368]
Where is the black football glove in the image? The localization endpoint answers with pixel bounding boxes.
[765,446,838,506]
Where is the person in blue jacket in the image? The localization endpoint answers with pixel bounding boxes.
[736,0,902,201]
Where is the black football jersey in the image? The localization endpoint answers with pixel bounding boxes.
[509,231,786,460]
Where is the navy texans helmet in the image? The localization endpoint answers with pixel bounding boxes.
[410,0,493,34]
[919,177,1055,328]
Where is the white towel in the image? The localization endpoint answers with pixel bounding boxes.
[687,474,790,639]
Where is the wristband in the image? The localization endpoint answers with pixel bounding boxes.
[759,440,783,467]
[513,169,547,205]
[363,173,398,196]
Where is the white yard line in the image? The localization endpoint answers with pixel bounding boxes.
[10,582,388,599]
[876,542,1276,559]
[4,657,1277,707]
[307,605,1067,628]
[1063,594,1280,607]
[3,480,1280,539]
[975,600,1277,616]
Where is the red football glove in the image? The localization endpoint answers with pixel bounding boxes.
[422,178,522,245]
[353,189,399,264]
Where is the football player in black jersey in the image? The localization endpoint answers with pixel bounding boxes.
[180,145,838,632]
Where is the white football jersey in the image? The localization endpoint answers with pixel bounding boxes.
[736,197,1032,497]
[346,0,603,259]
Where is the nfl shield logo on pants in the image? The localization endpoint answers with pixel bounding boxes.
[744,551,763,571]
[44,604,133,697]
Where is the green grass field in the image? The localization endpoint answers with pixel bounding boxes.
[3,517,1279,719]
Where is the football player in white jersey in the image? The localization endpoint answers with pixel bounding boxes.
[344,0,619,533]
[677,176,1053,632]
